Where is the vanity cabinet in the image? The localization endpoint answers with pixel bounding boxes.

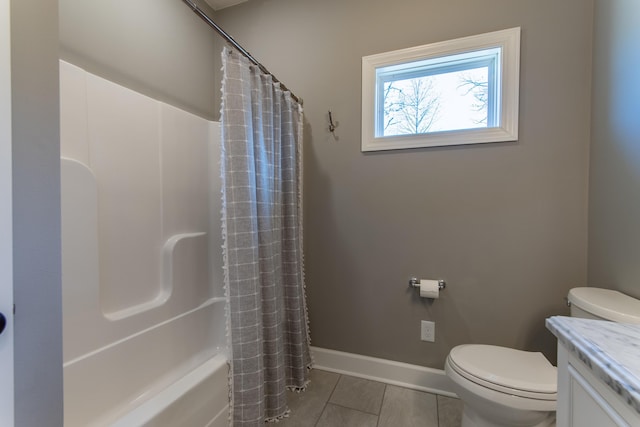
[556,344,639,427]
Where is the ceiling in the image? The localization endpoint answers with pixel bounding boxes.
[204,0,249,11]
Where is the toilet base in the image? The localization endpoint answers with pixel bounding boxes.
[461,405,556,427]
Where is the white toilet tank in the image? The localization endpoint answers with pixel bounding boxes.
[568,287,640,324]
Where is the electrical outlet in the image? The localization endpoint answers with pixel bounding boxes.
[421,320,435,342]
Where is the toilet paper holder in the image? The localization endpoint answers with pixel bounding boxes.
[408,277,446,291]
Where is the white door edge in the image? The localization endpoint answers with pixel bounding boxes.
[0,0,15,424]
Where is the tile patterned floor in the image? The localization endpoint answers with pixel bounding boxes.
[279,369,463,427]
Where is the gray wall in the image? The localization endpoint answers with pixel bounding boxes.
[217,0,594,367]
[588,0,640,299]
[11,0,63,425]
[59,0,223,120]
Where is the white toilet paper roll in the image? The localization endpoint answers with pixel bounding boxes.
[419,279,440,299]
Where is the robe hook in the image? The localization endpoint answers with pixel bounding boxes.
[328,110,337,133]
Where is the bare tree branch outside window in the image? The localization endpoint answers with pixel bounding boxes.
[383,82,403,132]
[458,74,488,125]
[383,77,441,136]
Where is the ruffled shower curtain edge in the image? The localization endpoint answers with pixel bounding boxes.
[219,47,234,427]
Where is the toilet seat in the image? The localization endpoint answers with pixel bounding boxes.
[447,344,557,401]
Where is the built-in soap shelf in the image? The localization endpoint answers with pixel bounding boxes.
[106,232,209,320]
[104,232,208,321]
[162,232,208,297]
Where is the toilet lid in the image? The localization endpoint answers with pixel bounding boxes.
[448,344,557,400]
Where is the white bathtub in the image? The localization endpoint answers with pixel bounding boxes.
[63,298,229,427]
[110,353,229,427]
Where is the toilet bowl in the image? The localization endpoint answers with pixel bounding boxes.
[445,345,556,427]
[445,287,640,427]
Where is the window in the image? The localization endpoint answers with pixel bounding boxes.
[362,28,520,151]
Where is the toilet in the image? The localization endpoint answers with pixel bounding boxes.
[445,287,640,427]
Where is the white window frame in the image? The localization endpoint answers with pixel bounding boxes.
[362,27,521,152]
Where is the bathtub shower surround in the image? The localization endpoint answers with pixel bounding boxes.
[221,47,312,425]
[60,60,228,426]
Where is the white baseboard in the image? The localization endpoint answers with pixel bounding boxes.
[310,346,458,398]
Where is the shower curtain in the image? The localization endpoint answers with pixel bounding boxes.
[220,47,311,426]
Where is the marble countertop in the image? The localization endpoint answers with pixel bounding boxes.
[546,316,640,415]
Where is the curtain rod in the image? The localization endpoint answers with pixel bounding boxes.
[182,0,302,105]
